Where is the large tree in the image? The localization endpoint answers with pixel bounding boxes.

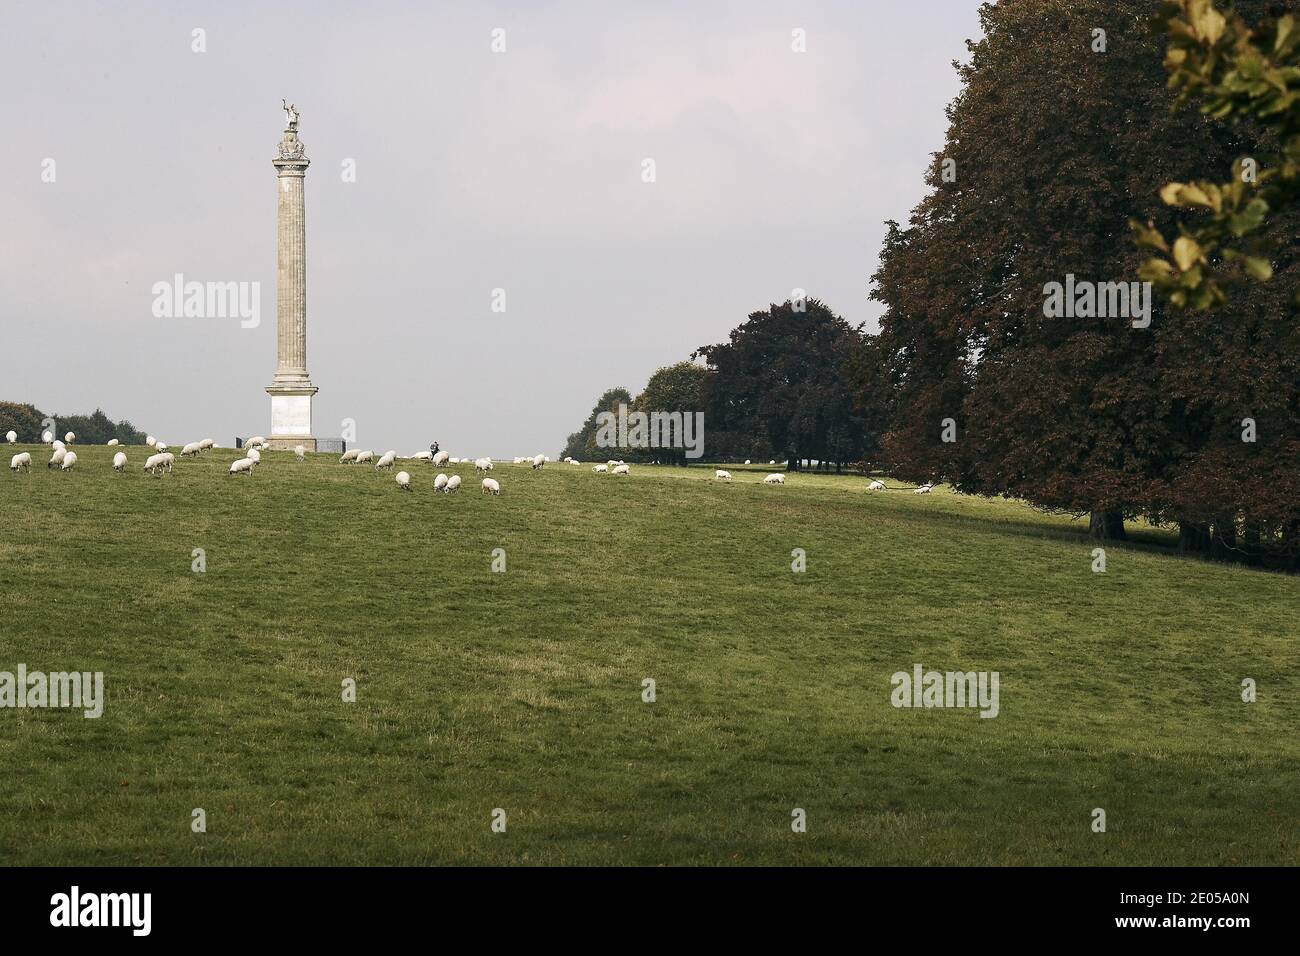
[560,387,634,462]
[632,362,708,465]
[695,299,870,471]
[868,0,1286,544]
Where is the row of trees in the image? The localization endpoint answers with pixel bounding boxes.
[0,402,147,446]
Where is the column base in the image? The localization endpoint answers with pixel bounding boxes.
[266,387,317,451]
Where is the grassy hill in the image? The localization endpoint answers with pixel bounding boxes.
[0,444,1295,865]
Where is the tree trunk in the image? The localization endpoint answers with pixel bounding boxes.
[1179,522,1208,553]
[1088,510,1126,541]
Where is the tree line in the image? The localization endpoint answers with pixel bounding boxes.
[0,402,147,446]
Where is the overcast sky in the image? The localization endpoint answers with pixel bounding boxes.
[0,0,983,455]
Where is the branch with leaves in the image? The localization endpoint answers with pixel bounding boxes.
[1133,0,1300,308]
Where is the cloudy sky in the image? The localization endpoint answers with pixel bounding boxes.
[0,0,983,455]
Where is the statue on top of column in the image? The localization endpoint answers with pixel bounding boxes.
[282,99,300,131]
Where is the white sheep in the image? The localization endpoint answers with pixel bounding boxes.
[160,452,176,470]
[607,460,618,467]
[48,448,66,469]
[612,464,630,475]
[531,454,545,470]
[199,438,215,451]
[5,431,16,443]
[181,442,202,457]
[113,451,127,472]
[513,457,524,465]
[41,430,53,443]
[246,436,267,449]
[568,459,580,465]
[432,450,449,466]
[145,434,156,447]
[913,484,933,495]
[65,432,76,443]
[715,469,732,481]
[228,457,254,476]
[474,457,493,473]
[52,439,65,453]
[769,459,776,465]
[246,447,261,464]
[868,480,886,491]
[376,450,397,470]
[154,441,167,452]
[763,473,785,485]
[339,449,359,464]
[107,438,119,446]
[434,472,449,493]
[744,459,751,465]
[411,450,433,462]
[449,457,461,465]
[295,445,305,461]
[60,451,78,471]
[10,452,31,473]
[593,464,608,473]
[444,474,462,494]
[143,453,167,475]
[355,450,374,465]
[481,477,501,495]
[395,470,412,491]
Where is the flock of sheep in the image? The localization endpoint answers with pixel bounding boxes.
[7,429,936,496]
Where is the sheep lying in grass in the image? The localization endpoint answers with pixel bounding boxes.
[355,450,374,465]
[107,438,119,446]
[113,452,127,472]
[715,470,732,481]
[395,471,412,491]
[10,452,31,473]
[5,431,15,444]
[376,450,397,470]
[228,457,255,476]
[482,477,501,495]
[593,464,608,473]
[48,448,66,469]
[868,480,886,491]
[434,473,449,493]
[913,483,932,495]
[612,464,630,475]
[181,442,202,457]
[763,473,785,485]
[444,474,462,494]
[60,451,78,471]
[432,450,449,467]
[340,449,358,464]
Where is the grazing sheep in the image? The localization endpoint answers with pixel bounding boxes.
[715,470,732,481]
[246,448,261,464]
[531,454,545,470]
[181,442,202,457]
[5,431,16,443]
[868,480,886,491]
[199,438,215,451]
[65,432,76,444]
[41,431,53,443]
[228,457,254,476]
[145,434,156,447]
[593,464,608,473]
[60,451,78,471]
[913,484,932,495]
[432,450,450,467]
[355,450,374,465]
[513,457,524,465]
[612,464,630,475]
[295,445,305,462]
[154,441,167,452]
[395,470,412,491]
[434,472,449,493]
[474,457,494,473]
[10,452,31,473]
[411,450,433,462]
[143,453,166,475]
[107,438,119,446]
[607,460,618,467]
[376,450,397,470]
[48,448,66,469]
[113,451,127,472]
[52,439,65,453]
[246,436,267,449]
[339,449,359,464]
[763,473,785,485]
[481,477,501,495]
[444,474,462,494]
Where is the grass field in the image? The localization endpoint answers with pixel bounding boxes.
[0,443,1296,866]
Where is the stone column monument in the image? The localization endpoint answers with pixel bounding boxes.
[266,100,318,451]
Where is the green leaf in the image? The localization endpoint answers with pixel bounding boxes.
[1173,236,1203,271]
[1244,256,1273,280]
